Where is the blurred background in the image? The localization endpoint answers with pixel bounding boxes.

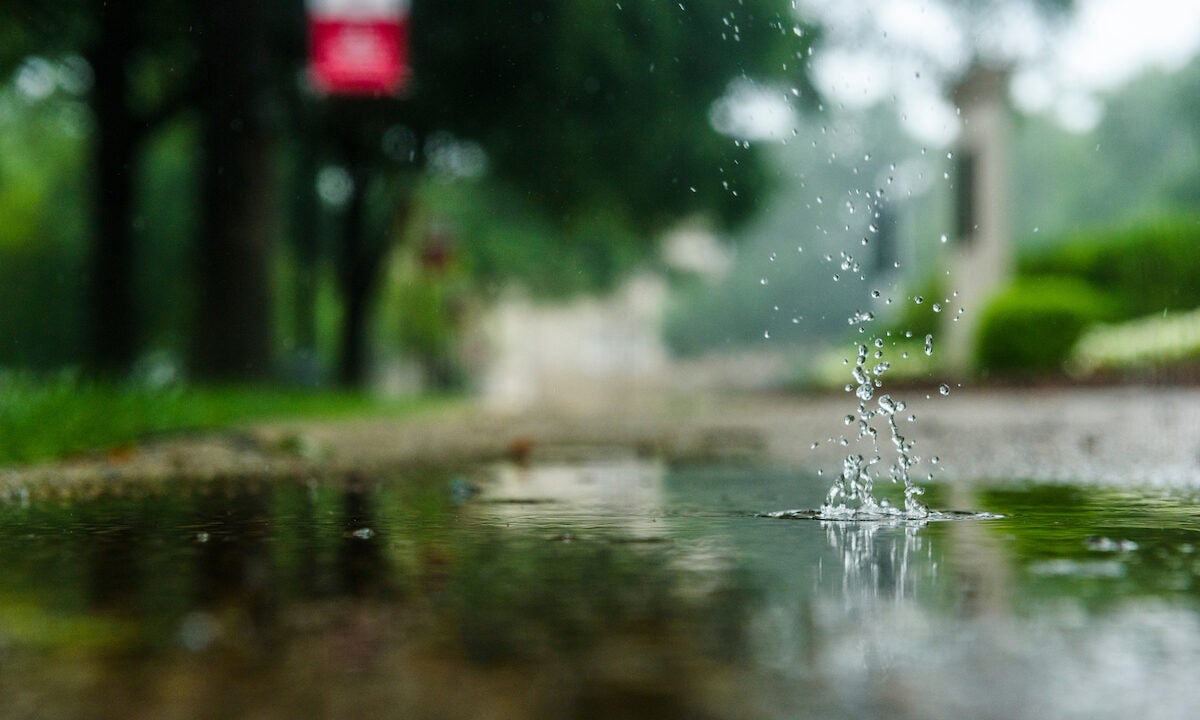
[1,0,1198,414]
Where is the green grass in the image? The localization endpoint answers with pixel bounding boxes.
[0,373,447,466]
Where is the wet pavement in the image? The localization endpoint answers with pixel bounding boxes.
[8,385,1198,491]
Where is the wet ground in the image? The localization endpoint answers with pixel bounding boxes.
[1,387,1199,719]
[6,386,1200,489]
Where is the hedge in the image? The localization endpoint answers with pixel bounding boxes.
[1019,216,1200,320]
[975,277,1118,375]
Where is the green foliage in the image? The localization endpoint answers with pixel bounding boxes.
[412,0,817,241]
[975,277,1118,375]
[135,118,201,351]
[0,73,90,367]
[1018,216,1200,319]
[419,179,654,297]
[1011,57,1200,243]
[1,1,820,378]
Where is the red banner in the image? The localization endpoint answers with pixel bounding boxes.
[308,0,410,96]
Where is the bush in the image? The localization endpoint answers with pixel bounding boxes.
[975,277,1118,375]
[1019,216,1200,320]
[1070,307,1200,375]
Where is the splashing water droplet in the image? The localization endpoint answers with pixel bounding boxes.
[924,334,934,356]
[939,383,950,396]
[816,300,932,520]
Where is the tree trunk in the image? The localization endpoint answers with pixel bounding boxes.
[288,123,320,363]
[335,158,415,388]
[86,0,138,377]
[336,160,374,387]
[192,0,276,381]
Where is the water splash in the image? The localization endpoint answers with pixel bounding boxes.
[818,314,930,521]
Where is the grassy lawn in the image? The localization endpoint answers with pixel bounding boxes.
[0,373,447,466]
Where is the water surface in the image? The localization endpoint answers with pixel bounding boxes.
[1,460,1197,719]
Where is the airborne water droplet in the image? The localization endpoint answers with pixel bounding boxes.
[939,383,950,396]
[924,334,934,356]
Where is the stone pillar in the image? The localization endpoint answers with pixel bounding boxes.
[944,64,1013,374]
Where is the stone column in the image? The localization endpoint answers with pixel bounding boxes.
[944,64,1013,374]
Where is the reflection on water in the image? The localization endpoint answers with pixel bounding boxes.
[0,464,1198,719]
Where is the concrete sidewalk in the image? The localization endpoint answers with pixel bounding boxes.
[4,386,1200,491]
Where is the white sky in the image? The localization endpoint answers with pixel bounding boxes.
[800,0,1200,142]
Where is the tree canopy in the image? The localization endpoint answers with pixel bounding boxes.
[410,1,816,236]
[0,0,820,381]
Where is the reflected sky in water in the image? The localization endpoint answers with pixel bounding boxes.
[0,461,1198,719]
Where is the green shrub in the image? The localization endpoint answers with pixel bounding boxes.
[975,277,1118,375]
[1019,216,1200,319]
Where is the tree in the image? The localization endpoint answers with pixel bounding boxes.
[1,0,820,385]
[190,0,279,380]
[86,0,137,375]
[1,0,198,376]
[412,0,814,235]
[317,0,819,384]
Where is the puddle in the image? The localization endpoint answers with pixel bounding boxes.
[0,463,1197,719]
